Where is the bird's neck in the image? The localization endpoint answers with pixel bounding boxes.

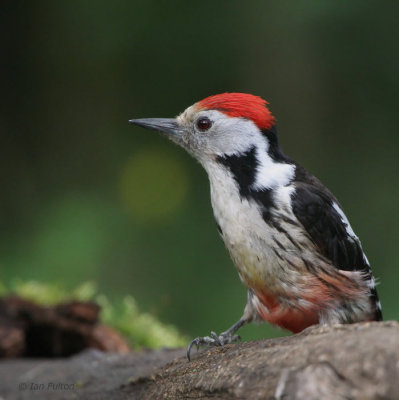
[208,143,295,200]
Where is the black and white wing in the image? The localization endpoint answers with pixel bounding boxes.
[291,180,382,320]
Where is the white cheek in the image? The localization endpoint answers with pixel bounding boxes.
[208,113,261,155]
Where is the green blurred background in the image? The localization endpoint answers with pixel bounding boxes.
[1,1,398,342]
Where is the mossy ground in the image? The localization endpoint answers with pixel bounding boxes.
[0,280,187,349]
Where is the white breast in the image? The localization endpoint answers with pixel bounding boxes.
[205,162,303,290]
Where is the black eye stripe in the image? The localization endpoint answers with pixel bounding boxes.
[196,117,212,131]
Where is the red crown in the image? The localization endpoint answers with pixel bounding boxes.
[198,93,275,130]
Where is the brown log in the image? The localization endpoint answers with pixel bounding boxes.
[0,321,398,399]
[0,295,130,357]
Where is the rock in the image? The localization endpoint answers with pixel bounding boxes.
[0,348,185,400]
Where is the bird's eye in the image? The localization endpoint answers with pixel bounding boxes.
[196,117,212,132]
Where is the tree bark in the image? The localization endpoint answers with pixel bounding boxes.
[1,321,398,399]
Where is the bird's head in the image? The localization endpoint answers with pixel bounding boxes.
[130,93,281,166]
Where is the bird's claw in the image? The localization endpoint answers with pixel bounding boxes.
[187,331,241,361]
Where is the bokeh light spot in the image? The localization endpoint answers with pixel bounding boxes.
[119,147,188,223]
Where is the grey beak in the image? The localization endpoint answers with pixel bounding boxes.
[129,118,182,136]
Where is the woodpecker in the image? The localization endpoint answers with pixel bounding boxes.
[129,93,382,360]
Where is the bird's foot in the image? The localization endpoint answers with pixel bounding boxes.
[187,330,241,361]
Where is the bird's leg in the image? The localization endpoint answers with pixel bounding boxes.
[187,318,247,361]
